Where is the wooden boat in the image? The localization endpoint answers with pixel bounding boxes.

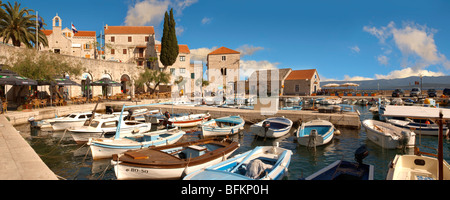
[68,116,151,144]
[362,119,416,149]
[305,145,374,180]
[250,117,293,138]
[387,118,448,136]
[167,113,210,127]
[296,120,334,147]
[88,127,185,160]
[201,116,245,137]
[111,138,240,180]
[183,145,292,180]
[50,112,102,131]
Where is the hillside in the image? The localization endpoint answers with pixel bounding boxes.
[321,76,450,90]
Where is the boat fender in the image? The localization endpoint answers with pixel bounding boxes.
[334,129,341,136]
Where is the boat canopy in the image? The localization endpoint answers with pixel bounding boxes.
[383,105,450,120]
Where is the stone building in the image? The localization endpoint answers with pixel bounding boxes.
[41,14,97,59]
[248,68,292,96]
[206,47,240,94]
[103,25,156,67]
[153,44,192,96]
[283,69,320,95]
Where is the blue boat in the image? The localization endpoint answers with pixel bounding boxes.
[183,145,292,180]
[296,119,335,147]
[304,145,374,180]
[250,117,293,138]
[201,116,245,137]
[280,106,303,110]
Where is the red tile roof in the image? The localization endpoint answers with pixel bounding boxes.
[155,44,190,54]
[208,46,240,55]
[74,31,96,37]
[105,26,155,35]
[285,69,318,80]
[42,30,53,36]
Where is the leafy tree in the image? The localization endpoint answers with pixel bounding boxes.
[135,69,170,94]
[0,1,48,48]
[3,48,83,81]
[159,8,178,70]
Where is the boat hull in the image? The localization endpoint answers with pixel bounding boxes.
[51,120,86,131]
[89,129,185,160]
[387,119,447,136]
[251,117,293,138]
[386,155,450,180]
[362,120,415,149]
[112,149,236,180]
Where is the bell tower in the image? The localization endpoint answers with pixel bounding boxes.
[52,14,62,34]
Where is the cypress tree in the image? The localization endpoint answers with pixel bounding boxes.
[160,8,179,70]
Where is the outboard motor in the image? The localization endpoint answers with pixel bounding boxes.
[106,106,114,114]
[354,145,369,165]
[262,121,271,133]
[163,111,172,128]
[28,117,38,136]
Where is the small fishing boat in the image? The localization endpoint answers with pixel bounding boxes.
[201,116,245,137]
[183,145,292,180]
[280,106,302,110]
[167,113,210,127]
[50,112,102,131]
[320,97,342,105]
[386,154,450,180]
[111,138,240,180]
[304,145,374,180]
[88,127,185,160]
[387,118,448,136]
[250,117,293,138]
[68,116,151,144]
[296,120,335,147]
[362,120,416,149]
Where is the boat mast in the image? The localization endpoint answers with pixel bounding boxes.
[438,111,443,180]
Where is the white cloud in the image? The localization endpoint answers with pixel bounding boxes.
[350,45,360,54]
[364,21,450,70]
[190,46,218,62]
[124,0,169,26]
[377,55,388,66]
[236,45,264,56]
[343,75,373,81]
[124,0,198,26]
[375,67,445,79]
[239,60,279,80]
[201,17,212,25]
[176,26,185,35]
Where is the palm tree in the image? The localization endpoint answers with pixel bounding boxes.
[0,1,48,48]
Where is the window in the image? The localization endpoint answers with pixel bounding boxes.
[170,68,175,75]
[180,68,186,74]
[111,36,115,42]
[145,36,149,42]
[128,36,132,42]
[54,49,60,54]
[221,68,227,75]
[84,44,91,49]
[295,85,300,92]
[111,49,115,55]
[221,56,226,61]
[138,61,143,66]
[191,73,195,79]
[180,56,186,62]
[123,49,127,54]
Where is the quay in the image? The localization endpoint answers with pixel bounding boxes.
[0,97,362,180]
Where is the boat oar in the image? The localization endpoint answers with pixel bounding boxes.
[230,147,260,173]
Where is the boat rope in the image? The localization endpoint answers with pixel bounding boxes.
[96,162,111,180]
[39,128,68,157]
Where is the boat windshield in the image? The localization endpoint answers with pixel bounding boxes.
[69,115,77,118]
[83,120,99,127]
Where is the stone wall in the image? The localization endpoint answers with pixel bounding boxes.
[0,44,143,98]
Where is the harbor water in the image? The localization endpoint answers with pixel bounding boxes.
[14,104,450,180]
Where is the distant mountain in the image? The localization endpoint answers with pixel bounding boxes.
[321,75,450,90]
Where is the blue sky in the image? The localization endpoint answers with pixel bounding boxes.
[17,0,450,81]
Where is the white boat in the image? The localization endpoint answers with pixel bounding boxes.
[111,138,240,180]
[201,116,245,137]
[383,105,450,180]
[387,118,448,136]
[250,117,293,138]
[296,120,335,147]
[88,127,185,160]
[68,116,151,144]
[50,112,102,131]
[183,145,292,180]
[362,119,416,149]
[391,98,403,105]
[168,113,210,127]
[386,154,450,180]
[320,97,342,105]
